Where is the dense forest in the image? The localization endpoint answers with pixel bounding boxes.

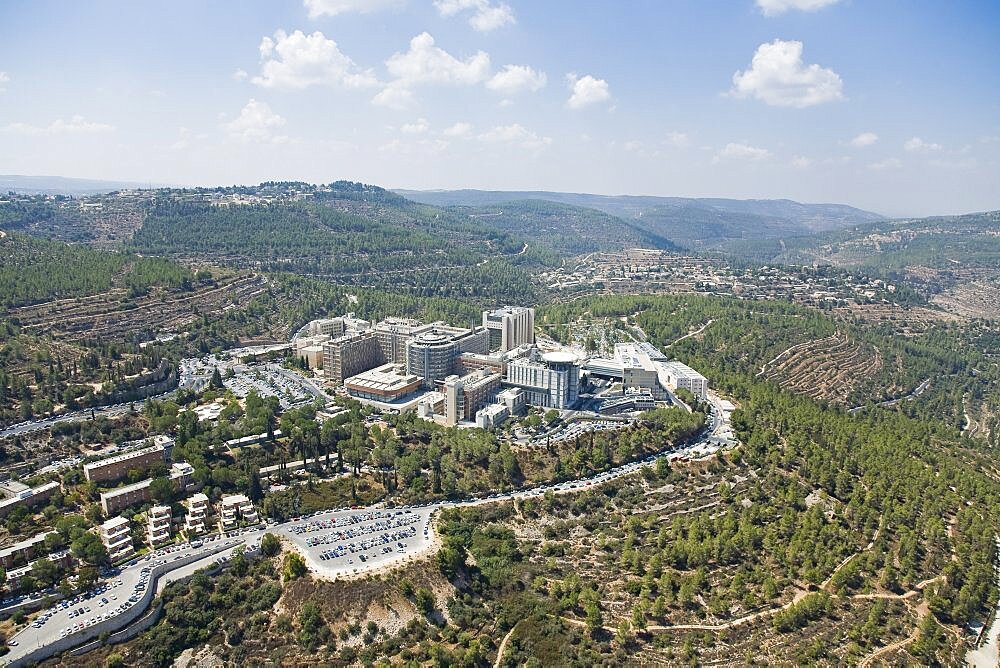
[0,232,194,309]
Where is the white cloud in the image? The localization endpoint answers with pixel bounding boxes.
[849,132,878,147]
[375,32,490,107]
[477,123,551,149]
[233,68,249,81]
[372,84,414,109]
[434,0,515,32]
[756,0,842,16]
[0,71,10,92]
[224,99,288,143]
[713,142,772,162]
[385,32,490,86]
[869,157,902,170]
[664,131,690,147]
[486,65,546,95]
[791,155,812,169]
[400,118,429,134]
[170,127,193,151]
[731,39,844,108]
[442,122,473,138]
[566,73,612,109]
[303,0,400,19]
[252,29,377,90]
[904,136,942,152]
[2,115,115,136]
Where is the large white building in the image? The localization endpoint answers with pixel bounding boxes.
[184,493,209,536]
[656,360,708,400]
[505,350,580,409]
[219,494,259,532]
[483,306,535,352]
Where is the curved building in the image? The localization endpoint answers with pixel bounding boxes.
[406,331,458,387]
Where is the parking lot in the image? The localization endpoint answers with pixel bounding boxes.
[275,507,436,578]
[179,355,318,409]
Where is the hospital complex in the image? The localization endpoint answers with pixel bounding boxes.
[292,306,708,428]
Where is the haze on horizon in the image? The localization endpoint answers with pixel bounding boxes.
[1,0,998,217]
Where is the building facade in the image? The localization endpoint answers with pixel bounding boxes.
[83,441,169,483]
[322,331,383,385]
[99,516,134,562]
[147,505,171,547]
[504,351,580,409]
[483,306,535,352]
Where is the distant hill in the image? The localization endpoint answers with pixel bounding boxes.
[449,199,680,258]
[0,174,163,195]
[395,189,885,249]
[723,210,1000,269]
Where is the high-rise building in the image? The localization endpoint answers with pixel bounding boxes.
[504,351,580,409]
[375,318,427,364]
[483,306,535,352]
[406,331,459,388]
[322,331,383,384]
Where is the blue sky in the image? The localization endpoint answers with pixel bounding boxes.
[1,0,998,215]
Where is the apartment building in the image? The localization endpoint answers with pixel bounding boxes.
[99,516,134,562]
[100,461,194,515]
[219,494,259,532]
[83,440,170,483]
[146,505,172,547]
[184,493,209,536]
[0,481,61,519]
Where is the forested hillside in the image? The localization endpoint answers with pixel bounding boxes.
[442,200,679,257]
[398,189,884,248]
[0,232,194,309]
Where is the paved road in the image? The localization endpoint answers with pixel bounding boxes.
[2,392,730,665]
[3,534,251,666]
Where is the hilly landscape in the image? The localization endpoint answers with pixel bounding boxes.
[396,189,885,249]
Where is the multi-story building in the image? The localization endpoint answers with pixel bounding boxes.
[184,493,209,536]
[375,318,428,364]
[345,364,423,403]
[147,505,172,547]
[476,403,510,429]
[83,439,170,483]
[495,387,527,416]
[322,331,383,384]
[219,494,259,532]
[443,369,503,425]
[407,331,459,388]
[483,306,535,352]
[0,481,60,519]
[100,461,194,515]
[99,516,134,562]
[0,531,58,569]
[504,351,580,409]
[656,360,709,400]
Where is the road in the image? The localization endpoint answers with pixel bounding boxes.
[3,392,731,665]
[3,534,252,667]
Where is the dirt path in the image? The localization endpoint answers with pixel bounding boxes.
[493,621,520,668]
[666,319,714,348]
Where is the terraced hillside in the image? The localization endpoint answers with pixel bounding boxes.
[759,333,882,404]
[6,272,268,343]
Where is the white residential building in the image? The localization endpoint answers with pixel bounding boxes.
[184,493,209,536]
[219,494,259,532]
[147,505,172,547]
[99,516,134,562]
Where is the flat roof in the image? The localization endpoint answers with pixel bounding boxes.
[83,443,164,472]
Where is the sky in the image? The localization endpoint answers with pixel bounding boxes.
[1,0,998,216]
